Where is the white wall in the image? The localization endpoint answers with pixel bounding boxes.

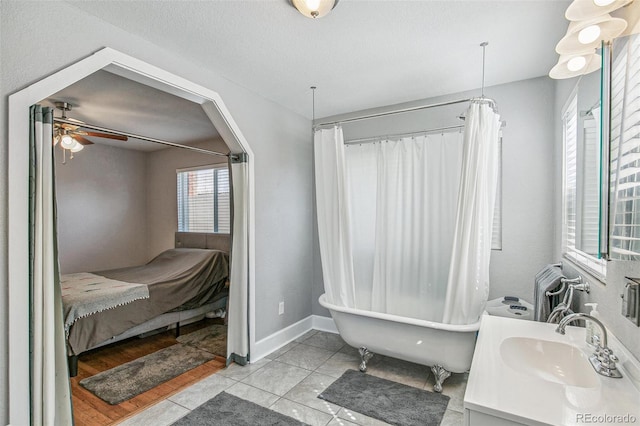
[54,143,149,274]
[312,76,558,316]
[0,2,313,422]
[146,139,229,258]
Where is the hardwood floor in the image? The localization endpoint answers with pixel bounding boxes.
[70,318,226,426]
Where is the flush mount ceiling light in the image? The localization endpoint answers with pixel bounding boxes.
[565,0,633,21]
[549,51,602,79]
[556,14,627,54]
[290,0,339,18]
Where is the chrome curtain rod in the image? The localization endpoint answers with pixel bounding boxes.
[55,118,230,158]
[345,124,465,145]
[314,98,476,129]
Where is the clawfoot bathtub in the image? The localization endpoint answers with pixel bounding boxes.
[319,294,481,392]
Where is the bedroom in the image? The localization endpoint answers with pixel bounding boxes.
[45,69,235,422]
[3,1,640,426]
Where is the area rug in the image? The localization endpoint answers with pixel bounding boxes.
[176,324,227,357]
[80,344,215,405]
[172,392,309,425]
[318,369,450,426]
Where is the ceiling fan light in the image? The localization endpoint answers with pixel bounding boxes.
[578,25,601,44]
[60,134,75,149]
[567,56,587,71]
[555,14,627,54]
[594,0,616,6]
[565,0,632,21]
[549,52,602,79]
[290,0,338,19]
[70,141,84,153]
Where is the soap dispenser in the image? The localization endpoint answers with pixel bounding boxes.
[584,303,601,346]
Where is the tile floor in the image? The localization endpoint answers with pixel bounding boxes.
[119,330,466,425]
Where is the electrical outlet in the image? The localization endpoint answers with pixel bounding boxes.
[279,301,285,315]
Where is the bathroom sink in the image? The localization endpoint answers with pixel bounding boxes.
[500,336,598,388]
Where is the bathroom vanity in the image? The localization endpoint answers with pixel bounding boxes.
[464,315,640,426]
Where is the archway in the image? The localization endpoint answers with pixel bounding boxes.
[7,47,256,425]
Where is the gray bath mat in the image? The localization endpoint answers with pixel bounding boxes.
[318,369,450,426]
[177,324,227,357]
[80,344,215,405]
[172,392,309,425]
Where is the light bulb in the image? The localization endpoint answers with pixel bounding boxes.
[305,0,321,10]
[70,141,84,153]
[60,134,75,149]
[567,56,587,71]
[578,25,601,44]
[593,0,615,6]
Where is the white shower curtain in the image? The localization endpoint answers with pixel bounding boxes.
[443,102,501,324]
[314,127,357,307]
[228,158,249,364]
[30,105,73,425]
[346,134,463,321]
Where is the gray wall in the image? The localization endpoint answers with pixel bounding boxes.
[145,139,229,259]
[0,2,313,422]
[54,143,149,274]
[312,77,558,316]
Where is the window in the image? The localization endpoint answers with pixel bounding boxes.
[562,92,606,277]
[177,165,230,233]
[609,33,640,260]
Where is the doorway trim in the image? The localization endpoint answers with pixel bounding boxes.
[7,47,256,425]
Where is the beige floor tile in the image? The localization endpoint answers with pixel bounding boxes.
[118,400,190,426]
[168,373,236,410]
[441,409,464,426]
[266,341,300,360]
[283,372,341,415]
[218,357,272,381]
[271,398,334,426]
[241,360,312,396]
[276,342,336,370]
[315,351,361,379]
[224,382,280,408]
[300,331,347,352]
[294,329,319,343]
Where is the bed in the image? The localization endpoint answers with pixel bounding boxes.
[62,232,230,376]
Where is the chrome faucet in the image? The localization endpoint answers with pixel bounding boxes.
[555,313,623,378]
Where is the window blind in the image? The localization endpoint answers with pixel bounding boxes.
[177,166,231,233]
[491,136,502,250]
[610,35,640,260]
[563,95,579,255]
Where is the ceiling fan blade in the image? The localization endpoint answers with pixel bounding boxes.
[82,131,128,141]
[56,122,80,131]
[73,135,94,146]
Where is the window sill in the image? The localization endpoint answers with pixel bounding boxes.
[562,250,606,284]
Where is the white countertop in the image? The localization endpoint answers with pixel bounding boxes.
[464,315,640,426]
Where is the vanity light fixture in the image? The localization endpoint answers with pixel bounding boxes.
[290,0,339,18]
[549,51,602,79]
[556,14,627,54]
[565,0,633,21]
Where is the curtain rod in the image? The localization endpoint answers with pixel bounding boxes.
[344,119,506,146]
[54,118,230,158]
[314,97,497,129]
[345,124,465,145]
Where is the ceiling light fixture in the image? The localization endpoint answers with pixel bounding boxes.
[565,0,632,21]
[290,0,339,19]
[556,14,627,54]
[549,52,602,79]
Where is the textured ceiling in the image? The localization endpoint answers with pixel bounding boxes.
[67,0,571,120]
[44,70,222,151]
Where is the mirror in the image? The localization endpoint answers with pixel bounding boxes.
[571,69,602,257]
[608,32,640,260]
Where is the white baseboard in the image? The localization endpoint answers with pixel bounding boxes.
[311,314,338,333]
[251,314,337,362]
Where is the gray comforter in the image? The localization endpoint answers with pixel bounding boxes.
[65,248,229,355]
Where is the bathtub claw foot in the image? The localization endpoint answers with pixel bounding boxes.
[431,365,451,393]
[358,347,374,372]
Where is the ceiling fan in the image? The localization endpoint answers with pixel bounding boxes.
[53,102,128,153]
